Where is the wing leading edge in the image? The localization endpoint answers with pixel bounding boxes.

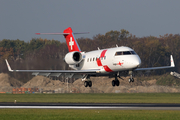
[135,55,175,71]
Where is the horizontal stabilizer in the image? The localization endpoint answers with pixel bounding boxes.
[35,33,69,35]
[73,32,89,34]
[35,32,89,35]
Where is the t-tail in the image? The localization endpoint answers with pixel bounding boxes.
[63,27,81,52]
[36,27,89,52]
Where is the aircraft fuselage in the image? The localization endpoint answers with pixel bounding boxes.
[70,46,141,74]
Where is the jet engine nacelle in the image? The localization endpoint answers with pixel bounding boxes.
[64,51,82,65]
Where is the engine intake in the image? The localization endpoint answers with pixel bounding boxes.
[64,51,82,65]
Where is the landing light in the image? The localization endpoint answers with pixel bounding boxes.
[96,71,101,73]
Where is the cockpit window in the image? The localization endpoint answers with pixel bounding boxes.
[130,51,137,55]
[115,52,123,55]
[123,51,131,55]
[115,51,137,56]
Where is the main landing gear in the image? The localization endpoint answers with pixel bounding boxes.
[112,76,120,87]
[111,71,135,87]
[82,75,92,87]
[84,81,92,87]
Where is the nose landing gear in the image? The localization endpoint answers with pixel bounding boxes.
[129,72,134,83]
[129,78,134,83]
[112,75,120,87]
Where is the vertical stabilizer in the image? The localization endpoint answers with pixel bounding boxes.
[63,27,81,52]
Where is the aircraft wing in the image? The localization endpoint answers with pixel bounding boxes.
[135,55,175,71]
[5,59,99,75]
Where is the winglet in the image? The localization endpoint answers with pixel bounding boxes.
[5,59,13,72]
[170,55,175,67]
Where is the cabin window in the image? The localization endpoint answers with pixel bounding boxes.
[87,58,89,62]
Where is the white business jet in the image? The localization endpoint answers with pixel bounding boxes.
[5,27,175,87]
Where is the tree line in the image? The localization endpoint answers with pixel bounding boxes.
[0,30,179,83]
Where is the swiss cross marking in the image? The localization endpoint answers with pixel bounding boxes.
[69,37,74,50]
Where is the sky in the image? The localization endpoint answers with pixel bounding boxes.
[1,0,180,42]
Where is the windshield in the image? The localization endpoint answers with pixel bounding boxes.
[115,51,137,56]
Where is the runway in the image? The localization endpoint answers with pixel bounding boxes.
[0,103,180,110]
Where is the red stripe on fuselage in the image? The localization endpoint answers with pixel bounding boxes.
[97,50,107,66]
[100,50,107,58]
[103,65,113,72]
[97,58,102,66]
[96,49,113,72]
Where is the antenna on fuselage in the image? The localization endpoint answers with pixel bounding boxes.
[97,47,100,50]
[116,44,118,47]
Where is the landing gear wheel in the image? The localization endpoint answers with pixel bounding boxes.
[84,81,92,87]
[131,78,134,82]
[88,81,92,87]
[116,80,120,86]
[84,81,88,87]
[112,80,120,86]
[112,80,116,87]
[129,78,134,83]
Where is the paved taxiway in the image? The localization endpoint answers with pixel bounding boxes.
[0,103,180,110]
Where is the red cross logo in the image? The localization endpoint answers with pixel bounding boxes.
[118,62,123,66]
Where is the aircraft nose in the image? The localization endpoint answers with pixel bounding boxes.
[134,57,141,68]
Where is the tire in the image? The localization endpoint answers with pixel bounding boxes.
[116,80,120,86]
[129,78,131,83]
[88,81,92,87]
[112,80,116,87]
[131,78,134,82]
[84,81,88,87]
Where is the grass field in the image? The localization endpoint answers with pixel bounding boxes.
[1,93,180,120]
[0,109,180,120]
[0,93,180,103]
